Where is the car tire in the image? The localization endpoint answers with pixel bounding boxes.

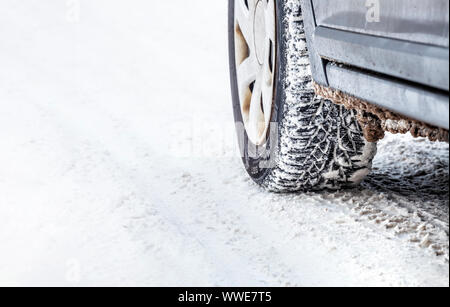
[228,0,377,192]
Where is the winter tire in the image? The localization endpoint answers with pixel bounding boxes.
[228,0,378,192]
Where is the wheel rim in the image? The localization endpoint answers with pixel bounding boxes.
[234,0,276,146]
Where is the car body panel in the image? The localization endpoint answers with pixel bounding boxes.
[312,0,449,47]
[300,0,450,130]
[314,26,449,91]
[326,63,449,130]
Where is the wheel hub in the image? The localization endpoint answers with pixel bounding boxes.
[234,0,276,145]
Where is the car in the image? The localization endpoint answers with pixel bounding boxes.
[228,0,449,192]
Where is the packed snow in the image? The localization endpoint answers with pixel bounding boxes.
[0,0,448,287]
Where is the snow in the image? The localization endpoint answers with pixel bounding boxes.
[0,0,448,287]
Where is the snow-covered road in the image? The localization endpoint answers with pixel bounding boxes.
[0,0,448,287]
